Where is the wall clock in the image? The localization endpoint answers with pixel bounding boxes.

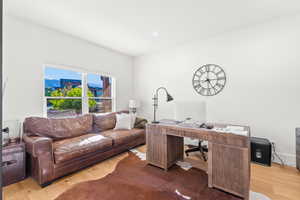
[192,64,226,96]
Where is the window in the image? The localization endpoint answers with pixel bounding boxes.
[44,65,115,118]
[87,73,113,114]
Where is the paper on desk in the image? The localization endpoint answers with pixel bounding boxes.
[226,126,245,131]
[159,119,178,125]
[229,130,248,136]
[213,126,248,136]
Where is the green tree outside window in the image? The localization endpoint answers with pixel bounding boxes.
[49,88,97,113]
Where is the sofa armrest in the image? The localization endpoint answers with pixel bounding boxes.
[23,134,54,186]
[23,134,53,157]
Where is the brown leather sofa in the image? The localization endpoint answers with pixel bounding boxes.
[23,111,145,187]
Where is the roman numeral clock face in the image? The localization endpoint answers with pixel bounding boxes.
[192,64,226,96]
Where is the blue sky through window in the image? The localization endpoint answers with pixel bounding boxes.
[87,73,103,88]
[45,66,82,80]
[45,66,106,87]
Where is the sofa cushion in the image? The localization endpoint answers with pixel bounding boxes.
[53,134,113,164]
[93,111,129,132]
[100,128,145,146]
[24,114,93,140]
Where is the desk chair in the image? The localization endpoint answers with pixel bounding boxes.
[185,123,213,161]
[185,141,208,161]
[174,101,208,161]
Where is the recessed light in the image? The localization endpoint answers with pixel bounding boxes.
[152,31,159,37]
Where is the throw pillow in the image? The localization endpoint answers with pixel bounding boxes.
[114,113,136,130]
[134,117,148,129]
[93,110,129,132]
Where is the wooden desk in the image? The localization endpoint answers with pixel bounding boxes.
[146,123,250,200]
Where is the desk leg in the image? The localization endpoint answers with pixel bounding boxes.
[208,141,213,188]
[209,143,250,199]
[165,135,184,170]
[244,192,249,200]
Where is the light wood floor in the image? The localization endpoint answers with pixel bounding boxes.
[3,145,300,200]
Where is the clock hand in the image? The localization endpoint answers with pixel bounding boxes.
[208,81,217,93]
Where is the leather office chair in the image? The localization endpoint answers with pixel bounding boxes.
[185,141,208,161]
[185,123,212,161]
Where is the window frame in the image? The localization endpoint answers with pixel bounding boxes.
[43,64,116,117]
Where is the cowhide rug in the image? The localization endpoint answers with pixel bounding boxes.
[56,150,271,200]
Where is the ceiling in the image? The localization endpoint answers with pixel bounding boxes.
[5,0,300,56]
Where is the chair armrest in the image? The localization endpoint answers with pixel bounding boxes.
[23,134,53,157]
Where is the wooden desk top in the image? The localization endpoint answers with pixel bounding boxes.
[147,122,250,148]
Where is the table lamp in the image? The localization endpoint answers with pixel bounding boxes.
[129,100,140,114]
[152,87,174,123]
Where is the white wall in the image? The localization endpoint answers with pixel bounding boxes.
[134,14,300,166]
[3,16,133,124]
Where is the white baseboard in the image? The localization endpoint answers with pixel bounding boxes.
[272,152,296,167]
[184,138,297,168]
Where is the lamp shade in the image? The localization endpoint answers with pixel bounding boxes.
[129,100,140,108]
[166,93,174,102]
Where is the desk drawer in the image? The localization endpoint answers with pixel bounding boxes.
[187,132,209,141]
[210,134,248,148]
[167,128,209,140]
[166,128,183,137]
